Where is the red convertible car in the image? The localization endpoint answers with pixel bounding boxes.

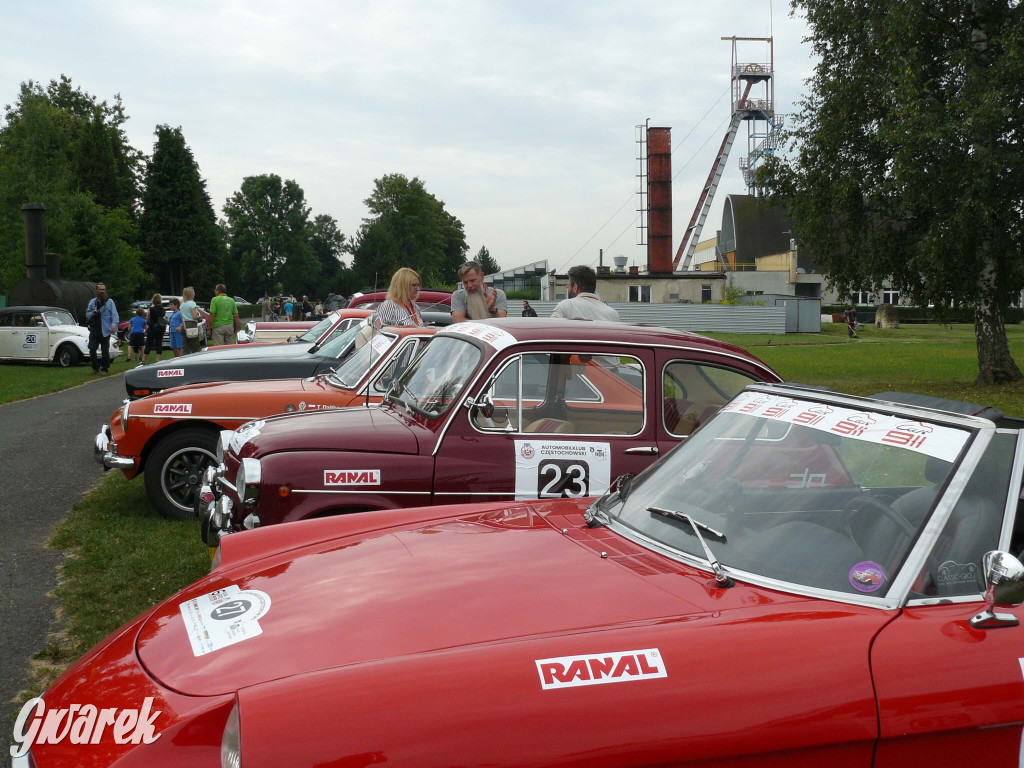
[95,325,437,519]
[200,319,779,543]
[23,385,1024,766]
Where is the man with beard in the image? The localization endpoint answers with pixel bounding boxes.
[451,261,507,322]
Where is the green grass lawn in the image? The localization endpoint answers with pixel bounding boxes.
[9,320,1024,709]
[0,350,180,405]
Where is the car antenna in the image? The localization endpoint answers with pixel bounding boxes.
[365,272,379,409]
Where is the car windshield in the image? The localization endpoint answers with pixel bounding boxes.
[43,310,76,327]
[325,330,397,388]
[385,336,482,419]
[608,390,974,598]
[298,314,336,343]
[314,320,368,360]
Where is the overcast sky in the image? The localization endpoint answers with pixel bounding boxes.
[3,0,815,276]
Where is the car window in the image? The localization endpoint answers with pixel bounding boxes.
[0,313,11,327]
[663,362,761,436]
[43,310,76,327]
[371,338,426,393]
[912,431,1017,598]
[474,353,644,436]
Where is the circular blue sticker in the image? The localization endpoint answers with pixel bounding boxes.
[849,561,886,593]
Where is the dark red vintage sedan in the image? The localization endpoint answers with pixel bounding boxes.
[20,385,1024,767]
[201,319,780,542]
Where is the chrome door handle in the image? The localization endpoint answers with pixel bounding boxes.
[624,446,658,455]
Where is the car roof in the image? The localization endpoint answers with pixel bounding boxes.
[439,317,772,359]
[0,305,69,314]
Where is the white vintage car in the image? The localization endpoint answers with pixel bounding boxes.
[0,305,120,367]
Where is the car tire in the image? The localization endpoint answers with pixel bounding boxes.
[56,344,80,368]
[144,428,219,520]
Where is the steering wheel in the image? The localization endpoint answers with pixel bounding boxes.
[840,495,917,564]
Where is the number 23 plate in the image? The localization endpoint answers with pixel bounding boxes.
[514,440,612,501]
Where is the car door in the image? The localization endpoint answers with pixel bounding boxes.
[433,346,657,505]
[0,312,15,358]
[872,430,1024,766]
[13,311,46,361]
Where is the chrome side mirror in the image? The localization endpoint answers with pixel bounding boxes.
[970,551,1024,629]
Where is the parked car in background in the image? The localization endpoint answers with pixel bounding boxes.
[347,288,452,311]
[36,385,1024,767]
[0,306,119,367]
[118,300,211,343]
[237,318,318,344]
[122,309,375,399]
[201,319,780,542]
[96,324,440,519]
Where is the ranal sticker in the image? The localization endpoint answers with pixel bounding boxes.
[179,584,272,656]
[153,403,192,415]
[536,648,667,690]
[156,368,185,378]
[514,440,611,500]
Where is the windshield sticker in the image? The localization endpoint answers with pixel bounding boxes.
[324,469,381,486]
[536,648,667,690]
[156,368,185,378]
[153,403,192,415]
[721,392,969,462]
[935,560,980,588]
[229,420,265,454]
[179,584,272,656]
[441,322,516,352]
[369,333,395,357]
[849,561,886,593]
[515,441,611,501]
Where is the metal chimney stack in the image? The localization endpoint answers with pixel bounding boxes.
[646,127,672,274]
[22,202,47,280]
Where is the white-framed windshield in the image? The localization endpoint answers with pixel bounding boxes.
[607,391,977,599]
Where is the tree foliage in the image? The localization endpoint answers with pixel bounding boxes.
[348,174,467,289]
[475,245,501,275]
[761,0,1024,383]
[138,125,226,298]
[0,76,146,305]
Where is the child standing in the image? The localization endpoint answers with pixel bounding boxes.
[128,308,147,363]
[168,297,184,357]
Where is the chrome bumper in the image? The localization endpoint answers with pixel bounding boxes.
[93,424,136,470]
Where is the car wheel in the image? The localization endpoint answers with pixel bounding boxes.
[56,345,80,368]
[144,428,219,520]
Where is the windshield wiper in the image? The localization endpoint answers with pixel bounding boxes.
[585,473,634,528]
[647,506,734,588]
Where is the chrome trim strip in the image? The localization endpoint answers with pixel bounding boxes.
[998,430,1024,552]
[292,489,432,495]
[906,594,984,607]
[133,414,258,422]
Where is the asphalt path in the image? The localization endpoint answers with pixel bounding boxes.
[0,368,130,756]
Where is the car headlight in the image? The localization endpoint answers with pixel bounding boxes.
[216,430,233,464]
[221,699,241,768]
[237,457,261,506]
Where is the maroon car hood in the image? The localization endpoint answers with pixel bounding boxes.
[237,405,419,457]
[137,506,763,696]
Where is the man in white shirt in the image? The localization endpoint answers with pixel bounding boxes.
[550,266,619,321]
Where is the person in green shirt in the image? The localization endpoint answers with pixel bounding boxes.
[209,283,239,346]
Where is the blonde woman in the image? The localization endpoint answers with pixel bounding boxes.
[372,268,423,328]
